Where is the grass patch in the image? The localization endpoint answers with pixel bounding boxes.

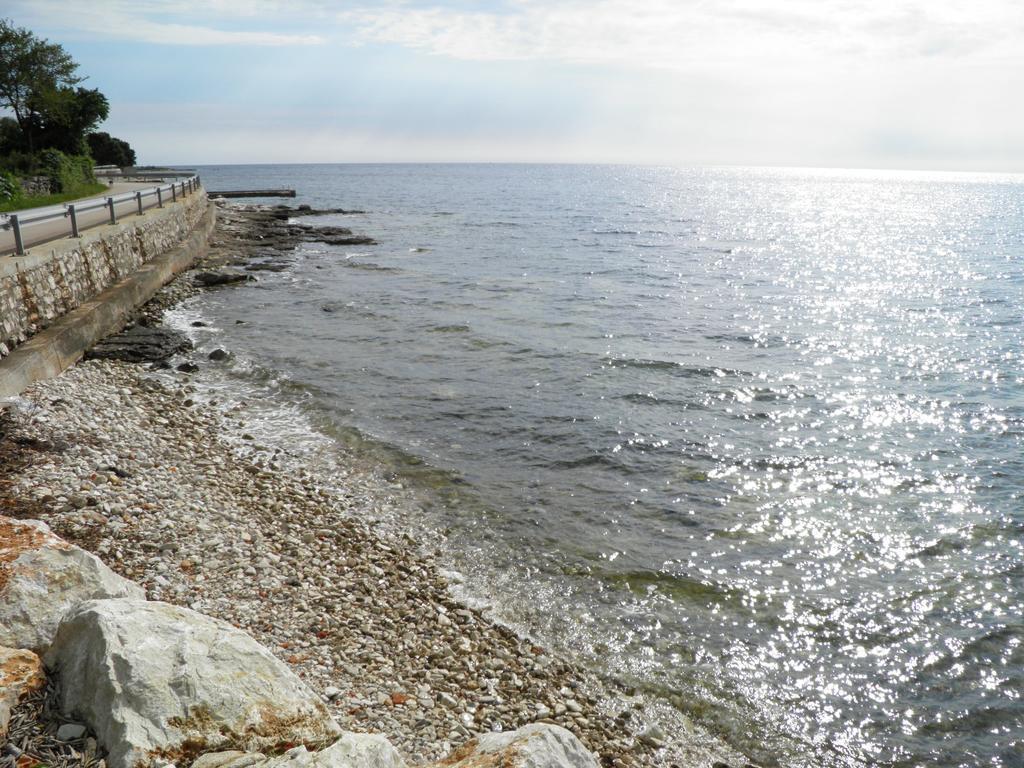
[0,183,109,213]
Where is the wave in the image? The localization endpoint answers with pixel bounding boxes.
[318,302,385,319]
[599,568,740,604]
[550,453,623,470]
[341,260,400,272]
[604,357,741,378]
[428,324,471,333]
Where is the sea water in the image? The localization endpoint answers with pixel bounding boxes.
[179,164,1024,767]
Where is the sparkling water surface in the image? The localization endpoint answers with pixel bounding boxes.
[186,165,1024,767]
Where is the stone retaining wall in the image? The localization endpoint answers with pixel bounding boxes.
[19,177,54,198]
[0,192,207,359]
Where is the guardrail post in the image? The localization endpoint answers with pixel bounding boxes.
[107,197,117,224]
[136,191,144,216]
[9,215,25,255]
[157,188,163,208]
[171,183,177,202]
[67,204,80,237]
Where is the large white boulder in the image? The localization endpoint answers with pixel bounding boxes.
[432,724,599,768]
[0,646,45,739]
[45,599,342,768]
[192,733,406,768]
[0,516,144,652]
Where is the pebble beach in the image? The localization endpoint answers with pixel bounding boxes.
[0,203,747,768]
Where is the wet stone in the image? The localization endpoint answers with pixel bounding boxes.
[87,326,192,364]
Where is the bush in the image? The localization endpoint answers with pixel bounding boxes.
[35,148,95,192]
[0,171,20,203]
[0,148,35,175]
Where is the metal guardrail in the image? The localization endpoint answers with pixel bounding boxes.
[1,175,202,256]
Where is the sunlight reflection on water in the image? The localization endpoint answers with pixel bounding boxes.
[186,164,1024,767]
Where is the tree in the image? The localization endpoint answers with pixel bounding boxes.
[87,131,136,167]
[0,116,21,153]
[0,18,82,151]
[29,86,109,154]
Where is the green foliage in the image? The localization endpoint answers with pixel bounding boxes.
[0,116,21,153]
[0,182,107,213]
[29,86,109,154]
[0,18,82,150]
[0,171,20,203]
[87,131,136,167]
[35,148,95,193]
[0,20,137,191]
[0,148,41,175]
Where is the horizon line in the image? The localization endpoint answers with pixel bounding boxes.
[157,161,1024,177]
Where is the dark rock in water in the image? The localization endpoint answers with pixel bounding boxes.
[176,362,200,373]
[245,262,290,272]
[235,320,246,325]
[191,321,207,327]
[87,326,192,364]
[318,236,377,246]
[307,226,353,237]
[193,271,255,287]
[208,349,230,361]
[279,205,365,217]
[266,206,365,220]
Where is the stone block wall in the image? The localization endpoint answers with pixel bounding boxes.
[19,176,55,197]
[0,193,206,359]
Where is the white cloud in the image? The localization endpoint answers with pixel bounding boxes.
[10,0,325,46]
[337,0,1023,70]
[102,19,324,46]
[11,0,1024,169]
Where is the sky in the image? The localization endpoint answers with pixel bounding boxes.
[5,0,1024,170]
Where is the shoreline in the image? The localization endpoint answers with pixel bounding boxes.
[0,202,750,768]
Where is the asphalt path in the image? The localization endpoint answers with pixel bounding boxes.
[0,181,195,256]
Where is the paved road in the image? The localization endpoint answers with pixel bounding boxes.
[0,181,197,257]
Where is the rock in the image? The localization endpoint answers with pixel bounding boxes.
[87,326,193,364]
[317,236,377,246]
[191,733,405,768]
[45,599,342,768]
[245,262,290,272]
[56,723,88,741]
[194,271,256,287]
[278,206,365,218]
[0,647,45,739]
[0,517,144,652]
[431,724,598,768]
[307,226,353,237]
[208,349,230,361]
[177,362,200,373]
[637,725,666,748]
[192,751,255,768]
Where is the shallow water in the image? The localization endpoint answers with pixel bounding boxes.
[184,165,1024,767]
